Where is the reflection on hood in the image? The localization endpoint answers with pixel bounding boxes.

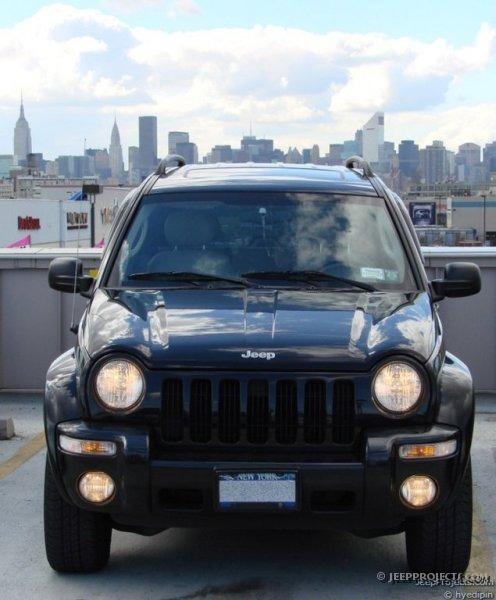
[83,288,436,371]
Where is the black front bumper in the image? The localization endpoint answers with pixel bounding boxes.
[53,421,462,535]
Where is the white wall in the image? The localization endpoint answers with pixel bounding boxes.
[0,186,132,248]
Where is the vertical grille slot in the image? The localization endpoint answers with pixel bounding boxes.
[162,378,183,442]
[275,380,298,444]
[218,379,240,443]
[247,380,269,444]
[332,380,355,444]
[304,380,327,444]
[190,379,212,443]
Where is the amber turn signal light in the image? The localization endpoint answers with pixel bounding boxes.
[398,439,457,459]
[59,434,116,456]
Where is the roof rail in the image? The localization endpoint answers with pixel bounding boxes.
[155,154,186,176]
[344,155,374,178]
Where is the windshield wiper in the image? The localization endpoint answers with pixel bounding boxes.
[241,270,376,292]
[127,271,250,287]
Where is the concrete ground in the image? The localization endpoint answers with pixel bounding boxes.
[0,393,494,600]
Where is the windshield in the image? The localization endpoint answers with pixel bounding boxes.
[107,191,417,291]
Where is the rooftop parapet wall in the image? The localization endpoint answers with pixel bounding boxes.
[0,247,494,391]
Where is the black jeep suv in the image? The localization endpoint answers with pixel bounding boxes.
[44,156,480,573]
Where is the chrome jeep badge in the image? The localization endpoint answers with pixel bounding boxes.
[241,350,276,360]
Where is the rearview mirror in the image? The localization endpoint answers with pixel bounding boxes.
[48,257,93,294]
[431,262,481,300]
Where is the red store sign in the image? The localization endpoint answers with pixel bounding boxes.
[18,216,40,230]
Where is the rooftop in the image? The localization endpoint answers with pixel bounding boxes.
[0,392,494,597]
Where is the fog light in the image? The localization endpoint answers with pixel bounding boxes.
[399,439,457,459]
[400,475,437,508]
[59,434,116,456]
[78,471,115,504]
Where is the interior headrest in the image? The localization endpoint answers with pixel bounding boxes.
[164,210,220,247]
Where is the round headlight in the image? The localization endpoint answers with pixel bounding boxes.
[79,471,115,504]
[95,358,145,411]
[373,361,423,415]
[400,475,437,508]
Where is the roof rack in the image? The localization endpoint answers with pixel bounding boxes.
[344,155,374,178]
[155,154,186,176]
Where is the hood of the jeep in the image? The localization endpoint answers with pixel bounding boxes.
[82,288,436,371]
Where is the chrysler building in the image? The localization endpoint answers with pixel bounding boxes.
[109,117,124,180]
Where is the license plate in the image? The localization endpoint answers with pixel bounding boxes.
[218,472,297,509]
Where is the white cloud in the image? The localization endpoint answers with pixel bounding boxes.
[389,103,496,149]
[106,0,163,9]
[107,0,202,15]
[167,0,202,16]
[0,3,495,157]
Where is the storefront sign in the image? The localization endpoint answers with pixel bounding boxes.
[18,216,40,230]
[66,211,88,230]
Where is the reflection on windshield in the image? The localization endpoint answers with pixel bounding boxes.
[107,191,416,291]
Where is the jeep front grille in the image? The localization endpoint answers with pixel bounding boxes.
[218,379,240,444]
[304,379,327,444]
[161,373,356,448]
[161,378,183,442]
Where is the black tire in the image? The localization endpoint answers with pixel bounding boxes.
[405,459,472,574]
[44,457,112,573]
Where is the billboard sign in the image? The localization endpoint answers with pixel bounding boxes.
[409,202,436,227]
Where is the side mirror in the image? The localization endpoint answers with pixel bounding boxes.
[48,257,93,294]
[431,262,481,300]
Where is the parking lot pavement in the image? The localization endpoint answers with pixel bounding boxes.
[0,396,494,600]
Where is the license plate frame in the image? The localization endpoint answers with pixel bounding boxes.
[216,471,298,511]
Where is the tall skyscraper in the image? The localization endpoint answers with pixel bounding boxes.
[139,116,158,176]
[361,112,384,163]
[168,131,189,155]
[240,136,274,162]
[483,141,496,167]
[377,141,395,173]
[0,155,14,178]
[455,143,481,182]
[354,129,363,157]
[328,144,344,165]
[55,155,90,178]
[210,145,233,163]
[176,141,198,165]
[310,144,320,164]
[422,141,447,184]
[128,146,140,184]
[457,143,481,168]
[342,139,359,159]
[86,148,110,179]
[398,140,420,178]
[109,117,124,179]
[13,95,32,166]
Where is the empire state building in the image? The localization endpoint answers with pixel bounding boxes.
[13,96,32,166]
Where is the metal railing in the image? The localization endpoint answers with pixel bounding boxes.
[0,247,494,392]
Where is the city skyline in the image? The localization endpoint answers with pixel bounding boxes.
[5,99,496,195]
[5,99,496,168]
[0,2,495,159]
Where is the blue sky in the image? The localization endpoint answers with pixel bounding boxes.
[0,1,495,160]
[2,0,495,42]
